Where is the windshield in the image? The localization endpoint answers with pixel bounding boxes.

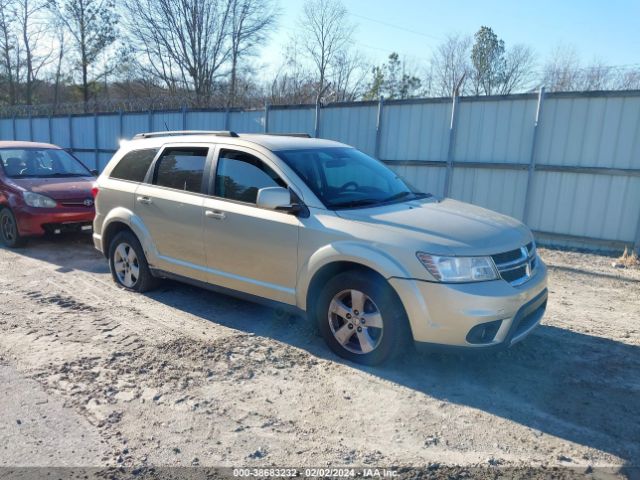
[276,147,429,209]
[0,148,91,178]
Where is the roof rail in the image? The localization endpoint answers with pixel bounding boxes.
[261,132,311,138]
[132,130,239,139]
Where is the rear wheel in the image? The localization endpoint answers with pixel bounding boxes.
[0,208,26,248]
[108,231,158,292]
[316,270,410,365]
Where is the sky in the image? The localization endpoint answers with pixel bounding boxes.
[257,0,640,78]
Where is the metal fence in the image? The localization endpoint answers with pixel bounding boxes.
[1,90,640,252]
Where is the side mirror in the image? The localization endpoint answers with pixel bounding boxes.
[256,187,301,214]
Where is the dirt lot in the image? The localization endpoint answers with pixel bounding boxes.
[0,234,639,477]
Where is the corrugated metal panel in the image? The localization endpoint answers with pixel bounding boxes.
[321,106,377,156]
[72,116,94,149]
[31,118,50,142]
[122,113,151,139]
[0,118,12,139]
[536,96,640,169]
[229,110,264,133]
[186,111,226,130]
[97,115,120,149]
[152,111,183,132]
[388,164,447,198]
[454,98,536,163]
[527,171,640,242]
[14,118,30,140]
[98,152,114,171]
[449,168,528,219]
[380,102,451,161]
[73,151,96,170]
[51,117,71,148]
[269,107,315,136]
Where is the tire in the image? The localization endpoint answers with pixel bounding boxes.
[316,270,410,365]
[108,230,158,292]
[0,208,27,248]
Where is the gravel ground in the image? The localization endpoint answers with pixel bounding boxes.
[0,234,638,478]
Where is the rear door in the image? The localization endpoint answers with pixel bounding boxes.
[134,144,212,281]
[202,145,300,305]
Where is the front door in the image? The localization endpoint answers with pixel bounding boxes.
[134,144,210,281]
[202,146,300,304]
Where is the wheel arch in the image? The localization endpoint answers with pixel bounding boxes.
[298,242,412,314]
[99,207,156,261]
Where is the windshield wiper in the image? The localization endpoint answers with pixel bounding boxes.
[45,173,89,177]
[380,191,432,204]
[329,198,381,209]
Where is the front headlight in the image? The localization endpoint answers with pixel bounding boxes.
[416,252,499,282]
[23,192,57,208]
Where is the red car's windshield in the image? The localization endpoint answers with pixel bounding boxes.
[0,148,91,178]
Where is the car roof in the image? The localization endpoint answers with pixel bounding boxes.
[125,132,349,152]
[0,141,62,150]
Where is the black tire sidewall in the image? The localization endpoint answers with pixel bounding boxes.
[108,231,155,292]
[316,271,407,365]
[0,208,25,248]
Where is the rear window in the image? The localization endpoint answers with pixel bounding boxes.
[153,147,208,193]
[109,149,157,182]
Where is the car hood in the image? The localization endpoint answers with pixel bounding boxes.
[11,176,95,201]
[335,197,532,256]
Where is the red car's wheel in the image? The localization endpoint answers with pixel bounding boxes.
[0,208,27,248]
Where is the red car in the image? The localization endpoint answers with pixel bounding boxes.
[0,141,97,247]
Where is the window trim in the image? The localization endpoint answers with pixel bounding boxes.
[146,143,213,195]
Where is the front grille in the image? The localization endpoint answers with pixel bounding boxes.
[491,242,536,286]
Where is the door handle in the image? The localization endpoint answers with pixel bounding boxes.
[205,210,226,220]
[137,196,153,205]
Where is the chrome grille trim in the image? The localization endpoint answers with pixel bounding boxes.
[492,242,537,286]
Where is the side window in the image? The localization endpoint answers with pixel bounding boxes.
[110,149,157,182]
[154,147,208,193]
[215,149,286,204]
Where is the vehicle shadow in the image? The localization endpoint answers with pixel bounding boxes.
[0,232,108,274]
[144,279,640,468]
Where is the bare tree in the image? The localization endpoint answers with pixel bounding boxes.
[49,0,117,108]
[430,33,471,96]
[328,48,367,101]
[499,44,536,94]
[124,0,233,104]
[541,45,582,92]
[297,0,354,102]
[16,0,53,104]
[228,0,278,106]
[0,0,19,105]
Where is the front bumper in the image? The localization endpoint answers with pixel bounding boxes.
[389,258,548,348]
[15,206,95,236]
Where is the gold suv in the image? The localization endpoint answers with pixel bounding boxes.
[93,131,548,365]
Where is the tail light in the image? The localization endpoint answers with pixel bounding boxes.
[91,185,99,199]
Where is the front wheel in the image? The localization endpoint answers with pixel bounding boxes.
[108,231,158,292]
[0,208,27,248]
[316,271,410,365]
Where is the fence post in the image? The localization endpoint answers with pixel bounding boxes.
[522,87,546,225]
[181,106,187,130]
[314,101,321,138]
[28,112,33,141]
[148,110,153,132]
[119,110,124,139]
[635,219,640,254]
[225,108,231,131]
[94,113,99,170]
[374,96,384,159]
[48,115,53,143]
[68,114,74,152]
[443,93,459,197]
[12,115,16,140]
[264,102,270,133]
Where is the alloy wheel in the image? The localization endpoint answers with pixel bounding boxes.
[1,213,16,243]
[113,242,140,288]
[328,289,384,354]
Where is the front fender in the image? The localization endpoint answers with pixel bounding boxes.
[296,241,412,310]
[100,207,159,264]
